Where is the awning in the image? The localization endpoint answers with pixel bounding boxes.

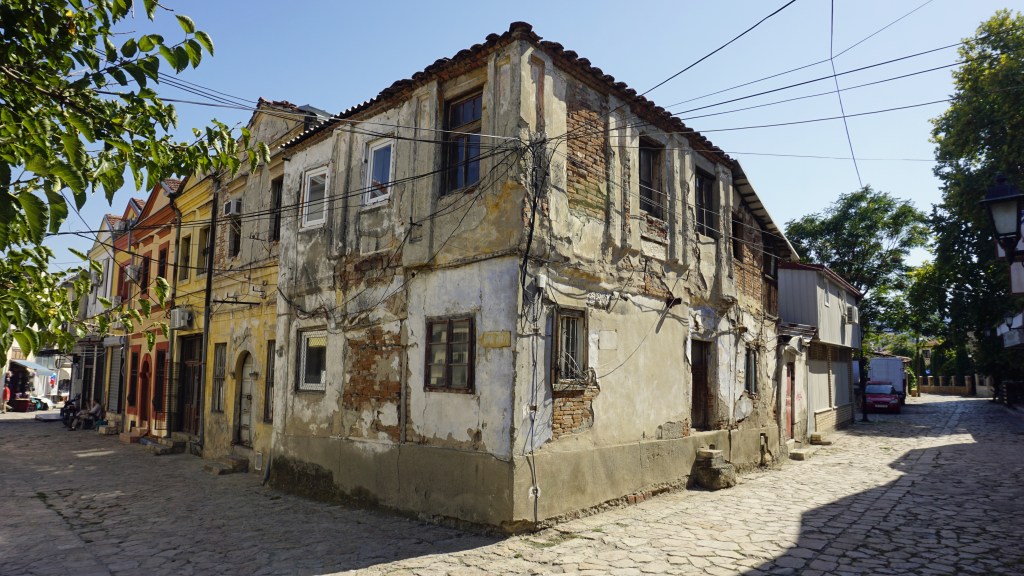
[10,359,54,372]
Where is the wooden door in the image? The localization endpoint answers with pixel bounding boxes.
[236,354,253,446]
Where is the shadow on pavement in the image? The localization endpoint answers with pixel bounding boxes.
[0,419,501,575]
[745,398,1024,575]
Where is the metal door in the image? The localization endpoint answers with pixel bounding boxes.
[236,354,253,446]
[691,340,710,430]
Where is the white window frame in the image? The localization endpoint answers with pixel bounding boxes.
[364,138,394,205]
[297,329,327,391]
[301,168,329,228]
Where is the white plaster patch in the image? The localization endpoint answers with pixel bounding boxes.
[586,292,611,310]
[735,396,754,421]
[598,330,618,350]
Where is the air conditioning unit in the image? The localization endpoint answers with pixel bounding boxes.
[223,198,242,216]
[845,304,859,325]
[169,307,193,330]
[124,264,140,283]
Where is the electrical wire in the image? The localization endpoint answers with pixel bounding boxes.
[829,0,863,187]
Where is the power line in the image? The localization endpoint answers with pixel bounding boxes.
[829,0,863,187]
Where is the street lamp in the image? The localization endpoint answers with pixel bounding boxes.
[979,173,1024,263]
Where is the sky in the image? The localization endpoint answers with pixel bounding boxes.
[44,0,1018,270]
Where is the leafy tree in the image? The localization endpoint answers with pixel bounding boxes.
[930,9,1024,380]
[784,186,930,335]
[0,0,268,364]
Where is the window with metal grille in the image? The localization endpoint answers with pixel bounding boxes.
[695,170,717,238]
[425,317,474,392]
[128,351,139,406]
[553,307,587,386]
[639,138,664,220]
[732,214,744,261]
[270,177,283,242]
[298,330,327,391]
[212,343,226,412]
[744,346,758,395]
[444,93,482,194]
[264,340,275,422]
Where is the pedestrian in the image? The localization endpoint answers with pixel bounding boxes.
[2,372,10,413]
[69,400,103,430]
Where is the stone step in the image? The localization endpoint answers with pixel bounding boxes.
[138,436,185,456]
[790,447,817,461]
[171,431,196,444]
[96,424,118,436]
[118,430,144,444]
[203,456,249,476]
[809,433,833,446]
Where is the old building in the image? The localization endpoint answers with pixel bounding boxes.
[200,100,323,467]
[270,23,798,530]
[778,262,862,439]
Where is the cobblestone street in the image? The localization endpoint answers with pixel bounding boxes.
[2,394,1022,575]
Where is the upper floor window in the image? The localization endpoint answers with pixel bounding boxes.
[178,235,191,281]
[228,215,242,258]
[732,214,744,261]
[157,248,168,280]
[695,170,717,238]
[139,254,150,293]
[270,177,284,242]
[366,140,393,204]
[302,169,328,227]
[744,346,758,395]
[638,138,664,220]
[444,93,482,194]
[197,226,210,276]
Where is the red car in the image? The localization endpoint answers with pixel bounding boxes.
[865,381,901,413]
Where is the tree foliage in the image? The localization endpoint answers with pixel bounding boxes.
[784,186,930,334]
[930,9,1024,378]
[0,0,268,364]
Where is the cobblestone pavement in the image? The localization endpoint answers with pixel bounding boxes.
[2,395,1023,575]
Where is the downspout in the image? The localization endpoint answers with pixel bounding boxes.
[198,175,222,449]
[165,192,183,438]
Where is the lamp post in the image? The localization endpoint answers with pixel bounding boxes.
[979,173,1024,263]
[980,174,1024,405]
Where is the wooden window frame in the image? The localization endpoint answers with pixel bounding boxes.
[443,92,483,195]
[638,137,665,221]
[695,169,717,238]
[297,329,327,392]
[270,177,284,242]
[228,215,242,258]
[157,247,168,280]
[424,316,476,393]
[732,214,744,261]
[744,346,758,395]
[552,306,588,391]
[197,226,210,277]
[178,235,191,281]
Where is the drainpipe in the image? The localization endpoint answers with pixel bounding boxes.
[165,192,183,438]
[198,175,221,448]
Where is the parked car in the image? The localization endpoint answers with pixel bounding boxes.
[865,381,901,413]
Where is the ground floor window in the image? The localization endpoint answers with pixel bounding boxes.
[298,330,327,391]
[426,317,474,392]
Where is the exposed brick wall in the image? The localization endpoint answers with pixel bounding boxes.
[552,385,599,438]
[342,325,402,441]
[732,209,765,310]
[565,81,608,220]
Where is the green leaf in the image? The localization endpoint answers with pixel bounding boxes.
[50,162,86,193]
[139,297,151,316]
[67,113,96,142]
[121,38,137,58]
[98,297,112,308]
[12,331,33,355]
[145,330,155,351]
[173,45,189,72]
[138,35,155,53]
[13,298,31,327]
[25,155,49,176]
[143,0,158,18]
[153,276,169,305]
[158,45,177,69]
[194,30,214,55]
[176,14,196,34]
[43,187,68,234]
[69,248,89,260]
[18,192,47,244]
[123,62,147,87]
[184,39,202,67]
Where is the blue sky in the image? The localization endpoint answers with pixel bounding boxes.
[45,0,1016,269]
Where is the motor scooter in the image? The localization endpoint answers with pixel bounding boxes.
[61,393,81,428]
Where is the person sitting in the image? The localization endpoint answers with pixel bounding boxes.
[69,400,103,431]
